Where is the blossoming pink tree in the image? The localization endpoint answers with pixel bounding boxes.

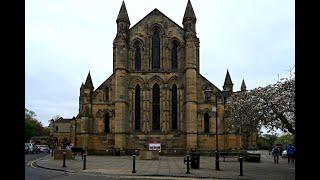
[225,77,295,148]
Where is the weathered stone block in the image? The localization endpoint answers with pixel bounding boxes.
[139,150,159,160]
[53,150,74,160]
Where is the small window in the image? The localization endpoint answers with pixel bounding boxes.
[105,113,110,133]
[56,126,59,132]
[152,83,160,130]
[135,85,141,130]
[171,84,177,130]
[152,29,160,69]
[204,92,211,102]
[135,46,141,71]
[105,86,109,102]
[171,40,178,69]
[204,113,209,133]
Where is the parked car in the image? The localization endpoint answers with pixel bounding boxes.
[282,150,288,158]
[244,150,261,162]
[65,144,73,151]
[25,143,30,154]
[26,143,40,154]
[38,145,50,153]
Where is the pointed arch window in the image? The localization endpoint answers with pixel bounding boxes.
[171,40,178,69]
[204,113,210,133]
[171,84,178,130]
[105,112,110,133]
[152,29,160,69]
[152,83,160,130]
[135,85,141,130]
[135,45,141,71]
[105,86,109,102]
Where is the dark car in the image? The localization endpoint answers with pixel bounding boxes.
[244,150,261,162]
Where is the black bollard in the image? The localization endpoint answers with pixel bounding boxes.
[184,155,190,174]
[132,155,136,173]
[63,152,66,167]
[51,149,54,157]
[187,155,190,174]
[239,156,243,176]
[83,154,86,170]
[215,151,220,170]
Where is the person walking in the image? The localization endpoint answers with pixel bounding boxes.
[272,145,280,164]
[287,144,295,163]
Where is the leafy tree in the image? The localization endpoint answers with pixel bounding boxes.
[252,78,295,134]
[257,136,269,150]
[257,134,278,149]
[224,91,261,149]
[42,127,50,136]
[226,77,295,136]
[275,134,295,146]
[25,108,49,142]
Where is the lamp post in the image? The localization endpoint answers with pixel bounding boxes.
[212,96,220,170]
[204,89,220,170]
[74,118,77,148]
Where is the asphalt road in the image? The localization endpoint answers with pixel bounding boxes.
[27,150,293,180]
[25,153,109,180]
[25,153,180,180]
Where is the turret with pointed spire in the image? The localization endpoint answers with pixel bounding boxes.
[183,0,197,33]
[116,1,130,34]
[223,69,233,92]
[80,82,84,91]
[241,79,247,92]
[79,71,94,118]
[113,1,130,151]
[84,71,94,91]
[79,82,84,111]
[183,0,199,150]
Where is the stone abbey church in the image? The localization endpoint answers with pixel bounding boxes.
[50,1,256,155]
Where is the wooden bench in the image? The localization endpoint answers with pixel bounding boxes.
[71,147,84,156]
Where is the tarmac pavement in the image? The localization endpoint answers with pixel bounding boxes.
[34,150,295,180]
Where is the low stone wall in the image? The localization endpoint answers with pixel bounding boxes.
[159,148,185,156]
[139,150,159,160]
[53,150,74,160]
[86,150,109,155]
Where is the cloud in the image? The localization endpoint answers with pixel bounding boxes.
[26,0,294,126]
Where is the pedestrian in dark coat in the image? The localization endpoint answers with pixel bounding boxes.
[272,146,280,164]
[287,144,295,163]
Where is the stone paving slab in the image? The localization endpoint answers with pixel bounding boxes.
[35,150,295,180]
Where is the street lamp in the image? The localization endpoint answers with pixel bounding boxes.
[204,89,220,170]
[212,96,220,170]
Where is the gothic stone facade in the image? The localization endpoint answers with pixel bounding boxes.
[49,117,75,148]
[73,1,256,154]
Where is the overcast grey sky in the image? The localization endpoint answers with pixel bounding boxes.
[26,0,294,127]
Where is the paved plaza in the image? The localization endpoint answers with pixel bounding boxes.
[34,150,295,180]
